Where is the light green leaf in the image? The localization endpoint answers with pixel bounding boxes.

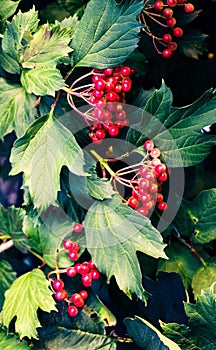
[21,67,65,97]
[157,242,202,290]
[0,50,21,74]
[0,0,21,21]
[87,176,116,200]
[2,269,57,339]
[22,214,42,253]
[2,7,39,62]
[21,24,72,69]
[43,327,117,350]
[127,84,216,167]
[0,259,16,309]
[192,262,216,299]
[0,327,37,349]
[85,195,167,299]
[10,114,85,212]
[72,0,143,68]
[0,78,37,139]
[124,316,181,350]
[0,205,29,253]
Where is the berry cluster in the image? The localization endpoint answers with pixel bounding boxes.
[67,66,135,143]
[50,223,101,317]
[139,0,195,58]
[126,140,168,216]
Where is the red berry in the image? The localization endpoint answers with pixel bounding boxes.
[106,91,120,102]
[94,79,105,90]
[144,139,154,151]
[92,75,101,83]
[139,165,148,177]
[68,305,78,317]
[73,223,83,233]
[75,263,82,273]
[103,68,113,76]
[184,3,194,13]
[63,239,73,250]
[166,17,176,27]
[82,274,93,287]
[91,269,101,280]
[154,0,164,11]
[143,172,155,182]
[88,260,96,269]
[122,78,132,92]
[68,251,79,261]
[114,84,122,93]
[53,279,64,291]
[93,89,104,99]
[173,27,183,37]
[150,148,161,158]
[116,110,126,120]
[168,41,178,51]
[121,66,131,76]
[74,297,84,308]
[162,48,173,58]
[162,8,173,18]
[71,293,84,307]
[142,200,154,210]
[139,178,149,190]
[158,172,168,182]
[66,267,77,278]
[80,263,90,275]
[158,201,168,210]
[95,129,106,139]
[162,33,172,43]
[140,193,151,203]
[108,125,119,137]
[70,242,80,252]
[79,290,88,300]
[137,207,149,216]
[128,196,139,209]
[167,0,177,7]
[149,183,158,193]
[54,289,68,300]
[155,163,167,174]
[151,158,161,166]
[156,193,164,202]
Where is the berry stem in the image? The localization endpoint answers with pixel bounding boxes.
[90,150,116,177]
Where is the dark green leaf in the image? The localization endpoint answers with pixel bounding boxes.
[157,242,202,290]
[58,0,86,18]
[0,78,37,139]
[0,327,37,349]
[10,114,86,212]
[71,0,143,68]
[2,269,57,339]
[0,259,16,309]
[85,195,167,299]
[162,323,201,350]
[124,316,181,350]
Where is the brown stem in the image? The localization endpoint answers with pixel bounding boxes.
[0,239,13,253]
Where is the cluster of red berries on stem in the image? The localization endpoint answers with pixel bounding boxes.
[49,223,101,317]
[66,65,135,143]
[139,0,195,58]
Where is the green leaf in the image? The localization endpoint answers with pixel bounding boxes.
[21,67,65,97]
[87,176,116,200]
[0,51,21,74]
[38,206,74,267]
[0,327,37,350]
[22,214,42,253]
[157,242,202,290]
[0,0,21,21]
[0,259,16,309]
[0,205,29,253]
[127,83,216,167]
[2,7,39,62]
[21,24,72,69]
[2,269,57,339]
[10,114,85,212]
[192,263,216,299]
[124,316,181,350]
[71,0,143,68]
[85,195,167,299]
[0,78,37,139]
[162,283,216,350]
[58,0,86,18]
[43,327,117,350]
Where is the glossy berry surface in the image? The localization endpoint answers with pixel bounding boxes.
[73,223,83,233]
[53,279,64,291]
[68,306,78,317]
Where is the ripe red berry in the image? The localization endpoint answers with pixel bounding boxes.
[128,196,139,209]
[66,267,77,278]
[154,0,164,11]
[92,75,101,83]
[70,242,80,252]
[155,163,167,174]
[91,269,101,280]
[122,78,132,92]
[121,66,131,76]
[71,293,82,303]
[162,33,172,43]
[106,91,120,102]
[166,17,176,27]
[53,279,64,291]
[79,290,88,300]
[137,207,149,216]
[139,178,149,190]
[144,139,154,151]
[54,289,68,300]
[156,193,164,203]
[94,79,105,90]
[142,200,154,210]
[75,263,82,273]
[151,148,161,158]
[173,27,184,37]
[103,68,113,76]
[158,201,168,210]
[167,0,177,7]
[108,125,119,137]
[168,41,178,51]
[74,297,84,308]
[114,84,122,94]
[158,172,168,182]
[149,183,158,193]
[73,223,83,233]
[82,274,93,287]
[93,89,104,99]
[162,8,173,18]
[63,239,73,250]
[139,165,148,177]
[116,110,126,120]
[88,260,96,269]
[68,251,79,261]
[68,305,78,317]
[80,263,90,275]
[184,3,194,13]
[95,129,106,139]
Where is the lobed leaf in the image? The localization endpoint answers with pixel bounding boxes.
[71,0,143,68]
[0,327,36,349]
[192,262,216,298]
[10,114,85,212]
[85,195,167,299]
[2,269,57,339]
[0,0,21,21]
[0,259,16,309]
